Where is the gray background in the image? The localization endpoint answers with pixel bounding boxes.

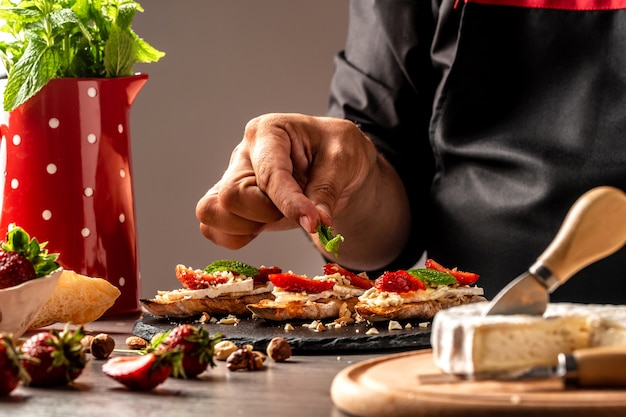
[131,1,350,298]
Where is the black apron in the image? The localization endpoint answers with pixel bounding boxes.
[329,0,626,303]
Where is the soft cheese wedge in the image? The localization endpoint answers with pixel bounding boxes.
[431,302,626,376]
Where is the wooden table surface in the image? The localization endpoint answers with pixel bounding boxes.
[0,315,379,417]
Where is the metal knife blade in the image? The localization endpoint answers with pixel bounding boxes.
[484,186,626,316]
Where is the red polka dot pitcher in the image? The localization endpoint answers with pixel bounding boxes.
[0,74,148,317]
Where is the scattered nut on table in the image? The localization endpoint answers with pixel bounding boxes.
[125,335,147,350]
[226,346,266,371]
[90,333,115,359]
[266,337,292,362]
[214,340,238,361]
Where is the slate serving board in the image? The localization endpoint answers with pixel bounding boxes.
[132,313,432,354]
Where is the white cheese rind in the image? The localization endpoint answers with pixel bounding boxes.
[431,302,626,375]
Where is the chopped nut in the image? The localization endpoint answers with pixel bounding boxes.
[218,314,240,325]
[214,340,238,361]
[388,320,403,331]
[226,347,266,371]
[91,333,115,359]
[284,323,295,332]
[365,327,380,335]
[266,337,292,362]
[334,316,354,326]
[125,335,147,350]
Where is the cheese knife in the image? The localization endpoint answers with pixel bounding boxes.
[484,186,626,316]
[418,345,626,386]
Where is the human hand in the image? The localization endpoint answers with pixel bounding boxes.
[195,113,379,251]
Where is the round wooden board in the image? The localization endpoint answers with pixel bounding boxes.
[331,349,626,417]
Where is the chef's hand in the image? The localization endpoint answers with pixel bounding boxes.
[196,113,411,271]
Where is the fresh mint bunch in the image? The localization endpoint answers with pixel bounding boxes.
[0,0,165,111]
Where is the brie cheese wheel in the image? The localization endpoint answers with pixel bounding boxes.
[589,312,626,347]
[431,302,626,375]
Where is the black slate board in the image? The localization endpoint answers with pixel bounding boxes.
[132,313,432,354]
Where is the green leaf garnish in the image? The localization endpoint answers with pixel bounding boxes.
[316,222,344,258]
[407,268,457,287]
[0,0,166,111]
[2,223,60,277]
[203,260,260,277]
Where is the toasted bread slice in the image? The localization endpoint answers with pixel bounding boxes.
[354,294,487,322]
[140,292,274,318]
[29,270,121,328]
[247,297,359,321]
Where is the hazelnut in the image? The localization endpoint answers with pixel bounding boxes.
[266,337,292,362]
[90,333,115,359]
[125,336,147,350]
[214,340,238,361]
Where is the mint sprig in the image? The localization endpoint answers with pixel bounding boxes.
[407,268,457,287]
[317,222,344,258]
[203,260,260,278]
[0,0,165,111]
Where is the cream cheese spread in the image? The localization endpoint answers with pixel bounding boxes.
[272,272,366,304]
[358,285,484,308]
[155,270,273,303]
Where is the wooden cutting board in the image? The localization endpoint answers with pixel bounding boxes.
[331,349,626,417]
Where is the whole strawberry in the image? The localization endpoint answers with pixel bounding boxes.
[0,334,30,396]
[102,349,182,391]
[0,224,60,289]
[21,325,87,387]
[157,324,222,378]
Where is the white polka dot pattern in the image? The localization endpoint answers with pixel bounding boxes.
[0,75,149,316]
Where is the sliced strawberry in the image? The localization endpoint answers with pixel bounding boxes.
[269,272,335,293]
[253,266,282,285]
[175,264,228,290]
[323,263,373,289]
[374,270,426,293]
[424,258,480,285]
[102,353,173,391]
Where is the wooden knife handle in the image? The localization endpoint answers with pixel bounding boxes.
[566,345,626,387]
[535,186,626,292]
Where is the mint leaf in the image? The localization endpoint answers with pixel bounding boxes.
[3,39,61,111]
[317,222,344,258]
[104,28,136,76]
[407,268,457,287]
[204,260,260,277]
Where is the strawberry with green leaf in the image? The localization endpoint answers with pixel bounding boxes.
[20,325,87,387]
[0,224,60,289]
[0,333,30,396]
